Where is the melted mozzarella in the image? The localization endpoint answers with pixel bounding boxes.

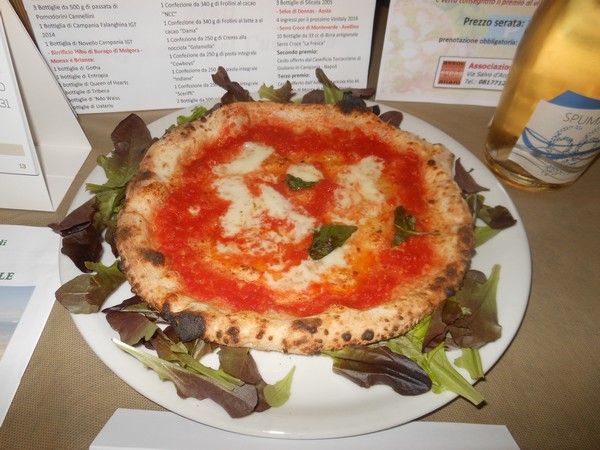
[211,143,384,292]
[264,246,350,292]
[212,142,274,176]
[286,163,323,182]
[332,156,385,223]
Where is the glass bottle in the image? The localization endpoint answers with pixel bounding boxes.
[484,0,600,190]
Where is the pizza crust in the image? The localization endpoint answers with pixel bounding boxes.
[116,101,474,354]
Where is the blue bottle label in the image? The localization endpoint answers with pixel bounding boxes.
[509,91,600,183]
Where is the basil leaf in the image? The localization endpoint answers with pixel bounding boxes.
[309,224,358,260]
[285,174,318,191]
[391,206,439,247]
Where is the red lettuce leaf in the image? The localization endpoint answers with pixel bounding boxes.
[219,346,271,412]
[49,198,103,272]
[114,339,258,418]
[454,158,489,194]
[330,345,431,395]
[105,310,158,345]
[211,66,254,104]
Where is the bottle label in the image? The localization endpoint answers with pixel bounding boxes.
[508,91,600,184]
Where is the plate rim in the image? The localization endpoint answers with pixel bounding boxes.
[64,100,531,439]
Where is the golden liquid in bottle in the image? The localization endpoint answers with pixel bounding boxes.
[485,0,600,190]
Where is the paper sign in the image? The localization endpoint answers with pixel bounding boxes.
[0,0,91,212]
[0,18,39,176]
[23,0,376,113]
[0,225,60,428]
[91,409,520,450]
[376,0,539,106]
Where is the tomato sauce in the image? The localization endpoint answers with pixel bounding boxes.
[153,123,434,316]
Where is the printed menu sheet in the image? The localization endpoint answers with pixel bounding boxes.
[22,0,375,113]
[376,0,539,106]
[0,225,60,427]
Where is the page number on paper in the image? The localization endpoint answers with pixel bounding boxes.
[0,82,10,109]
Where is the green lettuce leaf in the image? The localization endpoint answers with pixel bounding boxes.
[258,81,294,103]
[263,366,296,407]
[455,347,485,380]
[55,261,125,314]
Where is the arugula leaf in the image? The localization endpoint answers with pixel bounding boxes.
[309,224,358,260]
[285,174,318,191]
[326,346,431,395]
[113,339,258,418]
[55,261,126,314]
[391,206,439,246]
[455,347,485,380]
[263,366,296,407]
[258,81,294,103]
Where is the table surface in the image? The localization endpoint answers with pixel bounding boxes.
[1,100,599,449]
[1,6,600,447]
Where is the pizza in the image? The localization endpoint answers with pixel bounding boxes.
[115,101,474,355]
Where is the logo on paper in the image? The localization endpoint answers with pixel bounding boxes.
[437,60,465,86]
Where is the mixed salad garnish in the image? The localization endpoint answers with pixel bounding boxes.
[50,68,516,418]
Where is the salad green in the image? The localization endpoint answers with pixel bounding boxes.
[50,67,517,417]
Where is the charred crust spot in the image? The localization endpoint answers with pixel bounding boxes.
[226,327,240,344]
[162,308,206,342]
[292,318,322,334]
[361,330,375,341]
[137,170,154,181]
[445,287,457,297]
[427,159,436,166]
[445,266,457,279]
[140,248,165,266]
[342,332,352,341]
[116,226,134,241]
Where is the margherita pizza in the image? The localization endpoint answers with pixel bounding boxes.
[116,101,474,354]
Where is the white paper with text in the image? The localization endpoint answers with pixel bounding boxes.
[376,0,539,106]
[23,0,375,113]
[0,225,60,427]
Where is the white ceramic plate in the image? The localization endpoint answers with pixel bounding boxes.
[62,102,531,439]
